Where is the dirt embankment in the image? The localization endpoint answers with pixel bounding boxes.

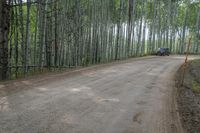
[176,59,200,133]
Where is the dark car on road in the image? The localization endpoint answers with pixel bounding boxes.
[156,48,170,56]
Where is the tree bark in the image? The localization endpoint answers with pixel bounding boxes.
[195,7,200,53]
[0,0,10,80]
[25,0,31,76]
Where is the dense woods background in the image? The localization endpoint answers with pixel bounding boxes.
[0,0,200,80]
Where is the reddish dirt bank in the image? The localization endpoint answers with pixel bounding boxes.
[176,59,200,133]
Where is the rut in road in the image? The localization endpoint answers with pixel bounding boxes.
[0,56,190,133]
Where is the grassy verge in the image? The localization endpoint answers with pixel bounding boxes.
[192,80,200,93]
[188,59,200,93]
[176,59,200,133]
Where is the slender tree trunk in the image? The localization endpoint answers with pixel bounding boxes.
[152,0,157,52]
[148,1,153,54]
[141,0,147,55]
[54,1,58,67]
[19,0,25,70]
[127,0,134,57]
[195,7,200,53]
[181,2,189,53]
[25,0,31,76]
[0,0,10,80]
[115,0,122,60]
[136,0,145,56]
[166,0,172,48]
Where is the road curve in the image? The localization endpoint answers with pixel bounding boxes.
[0,56,192,133]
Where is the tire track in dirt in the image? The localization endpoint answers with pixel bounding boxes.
[1,56,195,133]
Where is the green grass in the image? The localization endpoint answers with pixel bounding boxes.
[192,80,200,93]
[190,59,200,93]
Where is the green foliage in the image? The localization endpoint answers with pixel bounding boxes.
[3,0,200,80]
[192,80,200,93]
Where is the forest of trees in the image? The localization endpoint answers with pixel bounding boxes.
[0,0,199,80]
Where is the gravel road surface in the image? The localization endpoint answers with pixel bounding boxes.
[0,56,194,133]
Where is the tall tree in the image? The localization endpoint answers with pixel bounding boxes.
[25,0,32,76]
[0,0,10,80]
[1,0,200,80]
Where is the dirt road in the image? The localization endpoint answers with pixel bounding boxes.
[0,56,195,133]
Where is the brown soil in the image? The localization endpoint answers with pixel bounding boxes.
[176,60,200,133]
[0,56,187,133]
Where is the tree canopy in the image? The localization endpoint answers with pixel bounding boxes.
[0,0,199,80]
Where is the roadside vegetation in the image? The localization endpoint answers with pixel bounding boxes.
[190,60,200,93]
[177,59,200,133]
[0,0,200,80]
